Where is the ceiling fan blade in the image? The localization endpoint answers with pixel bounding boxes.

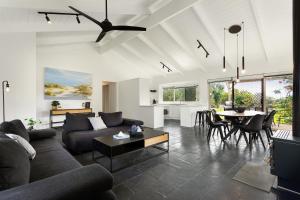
[69,6,103,29]
[110,26,146,31]
[96,31,106,43]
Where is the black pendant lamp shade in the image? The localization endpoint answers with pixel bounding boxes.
[229,24,241,34]
[223,56,226,72]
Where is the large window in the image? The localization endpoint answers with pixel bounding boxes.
[209,81,232,111]
[163,86,199,102]
[234,80,263,111]
[208,74,293,125]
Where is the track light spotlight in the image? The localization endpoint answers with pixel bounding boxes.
[76,15,80,24]
[45,14,51,24]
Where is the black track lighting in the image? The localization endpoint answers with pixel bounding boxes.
[38,12,83,24]
[76,15,80,24]
[45,14,51,24]
[197,40,209,58]
[160,62,172,72]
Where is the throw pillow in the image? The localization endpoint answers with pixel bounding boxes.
[98,112,123,127]
[0,120,29,141]
[6,134,36,160]
[88,117,107,130]
[63,112,95,133]
[0,134,30,190]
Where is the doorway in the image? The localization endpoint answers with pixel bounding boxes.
[102,81,117,112]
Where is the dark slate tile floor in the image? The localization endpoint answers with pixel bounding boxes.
[72,120,299,200]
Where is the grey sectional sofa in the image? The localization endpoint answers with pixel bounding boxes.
[62,112,144,154]
[0,120,116,200]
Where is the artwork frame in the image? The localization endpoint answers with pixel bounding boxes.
[44,67,92,100]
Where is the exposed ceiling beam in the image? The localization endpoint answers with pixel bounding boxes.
[191,6,234,70]
[137,34,185,74]
[97,0,201,54]
[248,0,269,61]
[109,49,153,79]
[159,22,207,72]
[121,43,166,76]
[114,45,161,76]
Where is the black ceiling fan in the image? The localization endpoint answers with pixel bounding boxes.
[69,0,146,43]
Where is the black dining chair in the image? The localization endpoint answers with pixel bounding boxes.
[236,114,266,150]
[211,109,230,132]
[263,110,277,143]
[206,111,226,142]
[195,111,206,127]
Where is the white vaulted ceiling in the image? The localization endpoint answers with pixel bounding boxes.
[0,0,293,78]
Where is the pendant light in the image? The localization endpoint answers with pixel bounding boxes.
[223,28,226,72]
[241,22,245,74]
[236,33,240,82]
[223,22,245,82]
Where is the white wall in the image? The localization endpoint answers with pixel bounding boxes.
[0,33,36,122]
[139,78,151,106]
[118,78,140,119]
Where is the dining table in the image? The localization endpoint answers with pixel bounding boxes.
[216,110,266,140]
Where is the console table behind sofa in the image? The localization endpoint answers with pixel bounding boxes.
[50,108,93,128]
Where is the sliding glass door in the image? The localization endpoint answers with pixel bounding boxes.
[265,75,293,125]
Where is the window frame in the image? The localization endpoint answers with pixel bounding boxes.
[162,85,199,103]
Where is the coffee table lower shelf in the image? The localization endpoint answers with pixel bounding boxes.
[92,132,169,173]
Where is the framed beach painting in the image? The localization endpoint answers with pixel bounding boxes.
[44,67,92,100]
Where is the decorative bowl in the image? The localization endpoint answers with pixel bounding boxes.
[235,107,246,113]
[129,131,143,138]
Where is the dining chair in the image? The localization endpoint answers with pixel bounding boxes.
[194,111,206,127]
[236,114,266,150]
[205,112,226,142]
[211,109,230,132]
[263,110,277,143]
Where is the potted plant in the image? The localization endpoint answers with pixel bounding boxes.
[51,101,60,110]
[25,118,42,131]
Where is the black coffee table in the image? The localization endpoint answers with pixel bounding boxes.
[92,129,169,172]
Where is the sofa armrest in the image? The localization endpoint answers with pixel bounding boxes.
[123,118,144,126]
[28,128,56,141]
[0,164,114,200]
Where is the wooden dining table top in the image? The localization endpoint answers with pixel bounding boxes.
[216,110,266,117]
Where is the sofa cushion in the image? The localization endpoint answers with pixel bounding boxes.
[0,119,29,141]
[98,112,123,127]
[6,133,36,160]
[28,128,56,141]
[0,134,30,191]
[63,126,130,153]
[88,117,107,130]
[30,138,81,182]
[63,113,95,134]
